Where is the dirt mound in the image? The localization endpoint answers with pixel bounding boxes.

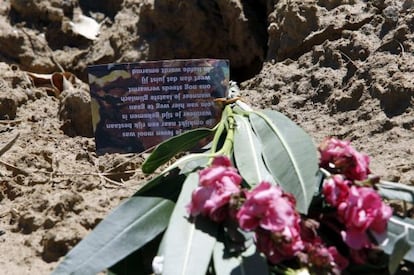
[0,0,413,274]
[242,0,414,184]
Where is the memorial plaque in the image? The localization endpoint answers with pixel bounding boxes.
[88,59,229,154]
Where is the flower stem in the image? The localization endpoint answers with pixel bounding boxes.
[209,106,229,155]
[319,168,331,177]
[270,264,289,274]
[216,105,235,157]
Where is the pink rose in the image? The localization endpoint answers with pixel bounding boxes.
[319,138,371,180]
[322,174,351,207]
[186,156,242,222]
[338,186,392,249]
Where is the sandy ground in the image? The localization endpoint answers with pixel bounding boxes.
[0,0,413,274]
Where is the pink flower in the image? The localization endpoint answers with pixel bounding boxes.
[299,219,321,245]
[255,228,304,264]
[322,174,351,207]
[306,245,349,274]
[186,156,242,222]
[299,219,348,274]
[236,182,303,263]
[338,186,392,249]
[237,182,298,232]
[319,137,371,180]
[349,248,369,264]
[329,247,349,272]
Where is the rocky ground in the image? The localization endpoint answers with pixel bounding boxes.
[0,0,413,274]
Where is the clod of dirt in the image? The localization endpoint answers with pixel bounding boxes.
[80,216,102,230]
[41,229,82,263]
[10,0,67,22]
[0,63,30,119]
[0,179,22,200]
[14,211,43,234]
[0,17,25,61]
[369,54,414,117]
[0,17,57,73]
[0,94,18,119]
[50,191,84,218]
[267,0,376,61]
[59,87,93,137]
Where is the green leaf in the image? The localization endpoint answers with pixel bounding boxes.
[142,128,215,174]
[378,216,414,269]
[389,234,411,274]
[163,153,213,175]
[158,173,218,275]
[135,168,183,196]
[178,155,210,175]
[213,241,268,275]
[249,110,319,214]
[108,233,163,275]
[377,181,414,203]
[233,115,274,186]
[53,173,186,275]
[345,259,388,274]
[52,197,174,275]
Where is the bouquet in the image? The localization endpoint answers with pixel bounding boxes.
[53,84,414,275]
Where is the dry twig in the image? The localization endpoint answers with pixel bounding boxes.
[0,133,20,158]
[375,39,405,57]
[0,120,22,125]
[0,159,30,176]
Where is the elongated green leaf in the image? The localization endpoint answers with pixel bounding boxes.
[389,234,411,274]
[52,197,174,275]
[142,128,214,174]
[378,216,414,267]
[249,110,319,214]
[233,115,274,186]
[53,173,186,275]
[135,153,211,196]
[377,181,414,203]
[135,168,182,195]
[163,153,213,174]
[108,233,163,275]
[159,173,218,275]
[213,241,268,275]
[179,155,210,175]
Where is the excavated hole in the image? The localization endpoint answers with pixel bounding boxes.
[137,0,268,83]
[78,0,124,19]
